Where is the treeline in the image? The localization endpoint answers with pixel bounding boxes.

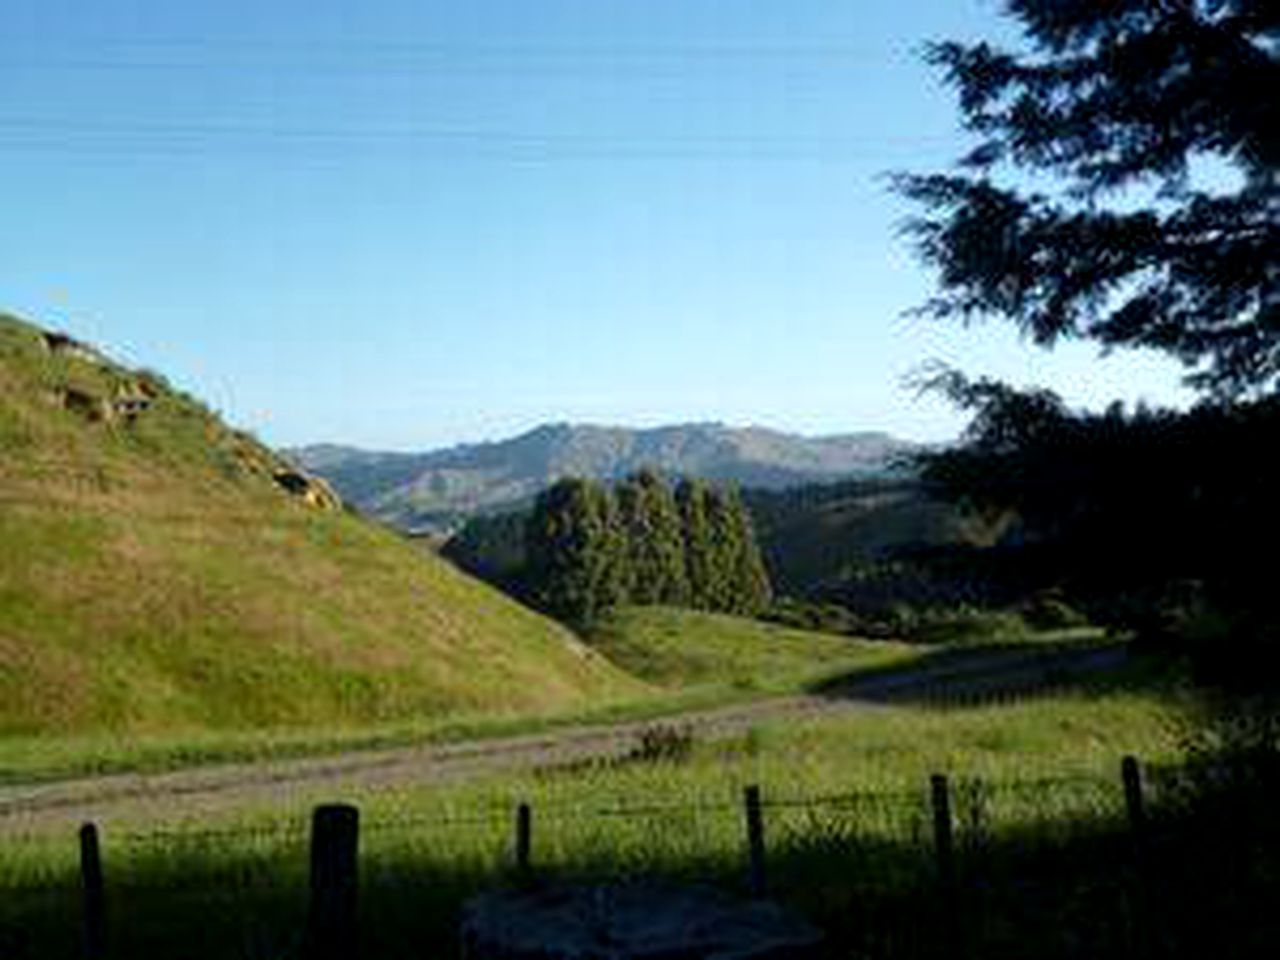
[526,471,772,625]
[445,471,772,626]
[912,375,1280,683]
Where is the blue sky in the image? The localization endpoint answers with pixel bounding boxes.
[1,0,1194,450]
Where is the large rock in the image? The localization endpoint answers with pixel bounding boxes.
[460,881,822,960]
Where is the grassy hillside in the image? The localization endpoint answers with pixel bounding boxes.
[0,313,639,737]
[587,605,920,691]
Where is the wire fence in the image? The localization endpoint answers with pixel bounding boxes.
[2,757,1276,960]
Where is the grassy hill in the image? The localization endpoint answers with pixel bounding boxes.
[0,313,639,738]
[587,606,920,692]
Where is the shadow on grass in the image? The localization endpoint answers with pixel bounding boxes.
[3,765,1276,960]
[804,636,1176,709]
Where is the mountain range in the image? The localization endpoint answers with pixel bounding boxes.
[289,423,919,533]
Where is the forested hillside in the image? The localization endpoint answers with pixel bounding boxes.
[444,471,772,626]
[443,473,988,615]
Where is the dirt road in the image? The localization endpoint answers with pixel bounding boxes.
[0,642,1127,834]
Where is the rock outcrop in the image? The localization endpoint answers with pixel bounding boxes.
[24,318,340,510]
[272,469,342,511]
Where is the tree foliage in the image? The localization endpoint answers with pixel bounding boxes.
[896,0,1279,397]
[914,370,1280,667]
[439,509,530,596]
[525,477,626,626]
[616,469,689,606]
[524,471,770,625]
[675,477,717,610]
[724,487,774,616]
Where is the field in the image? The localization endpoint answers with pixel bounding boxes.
[3,646,1231,960]
[0,606,931,785]
[2,309,1270,956]
[586,605,923,690]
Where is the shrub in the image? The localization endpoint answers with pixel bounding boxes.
[908,607,1030,645]
[763,598,859,635]
[1021,591,1090,630]
[627,725,696,764]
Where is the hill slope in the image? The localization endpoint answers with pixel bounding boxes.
[0,313,638,737]
[742,477,989,595]
[588,606,920,691]
[291,423,917,533]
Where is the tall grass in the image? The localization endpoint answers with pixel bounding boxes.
[588,605,923,690]
[1,312,638,741]
[0,604,928,783]
[0,681,1200,959]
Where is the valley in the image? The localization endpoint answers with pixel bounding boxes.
[289,423,917,534]
[0,629,1130,833]
[1,313,1270,960]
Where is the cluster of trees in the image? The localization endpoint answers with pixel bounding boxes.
[524,470,772,626]
[896,1,1277,684]
[911,374,1278,654]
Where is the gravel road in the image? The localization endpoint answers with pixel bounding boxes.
[0,642,1127,835]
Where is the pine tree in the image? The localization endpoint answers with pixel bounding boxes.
[704,487,743,612]
[675,477,715,610]
[726,487,773,616]
[650,473,692,606]
[615,469,689,607]
[895,0,1278,398]
[525,477,626,626]
[597,484,629,611]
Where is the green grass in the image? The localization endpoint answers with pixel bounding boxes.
[0,312,640,742]
[0,677,1209,959]
[0,680,760,786]
[0,604,922,783]
[0,592,1112,784]
[589,605,923,691]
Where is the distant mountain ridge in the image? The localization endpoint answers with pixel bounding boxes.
[289,422,919,533]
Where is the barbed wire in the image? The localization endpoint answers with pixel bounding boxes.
[119,822,308,847]
[84,774,1127,849]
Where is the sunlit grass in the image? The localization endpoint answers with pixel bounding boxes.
[589,605,923,690]
[1,601,930,783]
[0,679,1195,959]
[1,312,638,745]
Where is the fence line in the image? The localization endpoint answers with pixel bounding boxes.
[87,772,1124,850]
[64,757,1157,960]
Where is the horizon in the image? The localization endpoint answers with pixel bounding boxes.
[291,417,919,456]
[2,0,1195,451]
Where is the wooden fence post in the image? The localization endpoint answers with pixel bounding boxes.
[743,785,767,897]
[1121,755,1150,959]
[1122,755,1146,838]
[306,803,360,960]
[515,802,532,881]
[79,822,106,960]
[930,774,963,956]
[930,774,955,891]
